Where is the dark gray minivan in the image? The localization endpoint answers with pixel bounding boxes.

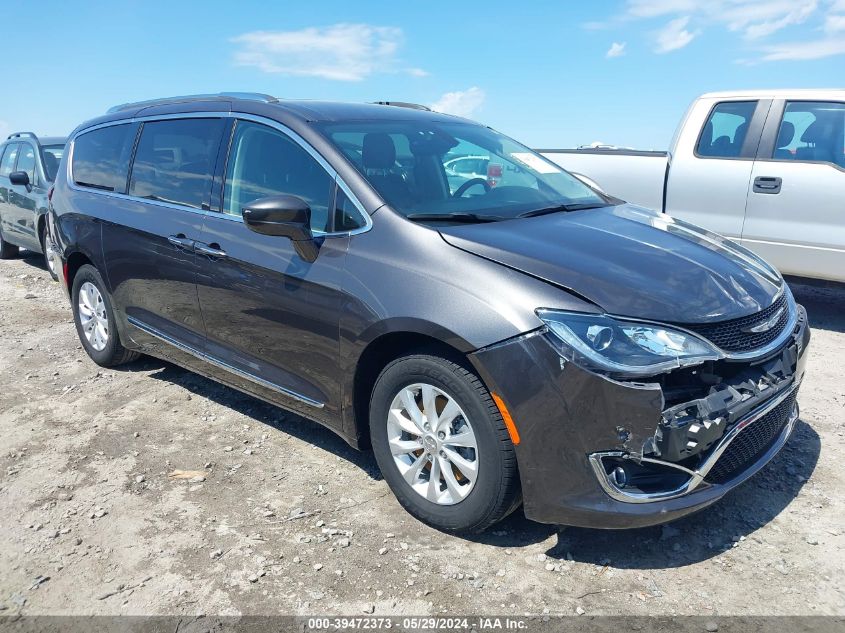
[48,93,810,532]
[0,132,66,279]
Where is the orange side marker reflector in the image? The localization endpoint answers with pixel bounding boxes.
[492,392,520,446]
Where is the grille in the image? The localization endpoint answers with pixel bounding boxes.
[706,389,797,484]
[679,292,789,353]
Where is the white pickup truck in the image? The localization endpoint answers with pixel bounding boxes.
[540,90,845,283]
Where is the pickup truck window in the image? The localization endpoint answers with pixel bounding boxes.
[773,101,845,168]
[697,101,756,159]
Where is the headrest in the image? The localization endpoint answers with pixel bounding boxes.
[776,121,795,148]
[801,120,828,144]
[362,133,396,171]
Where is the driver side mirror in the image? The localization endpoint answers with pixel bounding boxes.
[9,171,32,192]
[242,194,319,262]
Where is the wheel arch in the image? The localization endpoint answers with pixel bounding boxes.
[346,322,481,449]
[64,250,96,292]
[36,212,47,244]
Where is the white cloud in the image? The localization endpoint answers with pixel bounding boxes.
[758,37,845,60]
[429,87,485,118]
[625,0,817,37]
[825,13,845,31]
[606,41,627,57]
[725,0,818,39]
[598,0,842,61]
[654,16,699,52]
[231,24,422,81]
[627,0,697,18]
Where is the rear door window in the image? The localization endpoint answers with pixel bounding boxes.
[129,118,224,209]
[773,101,845,168]
[73,124,137,192]
[223,120,333,232]
[697,101,757,158]
[0,143,20,177]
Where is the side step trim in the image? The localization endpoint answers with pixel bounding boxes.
[127,316,325,409]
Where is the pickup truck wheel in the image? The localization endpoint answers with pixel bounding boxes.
[0,227,19,259]
[40,226,59,281]
[71,264,140,367]
[370,354,521,533]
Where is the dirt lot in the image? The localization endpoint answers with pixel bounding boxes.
[0,253,843,617]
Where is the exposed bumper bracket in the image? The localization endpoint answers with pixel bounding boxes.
[588,382,800,503]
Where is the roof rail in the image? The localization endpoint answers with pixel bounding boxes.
[371,101,432,111]
[107,92,279,114]
[6,131,40,142]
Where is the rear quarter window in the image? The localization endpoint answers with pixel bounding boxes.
[73,124,137,192]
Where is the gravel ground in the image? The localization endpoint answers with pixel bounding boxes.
[0,253,843,617]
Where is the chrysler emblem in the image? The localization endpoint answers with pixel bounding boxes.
[742,307,785,333]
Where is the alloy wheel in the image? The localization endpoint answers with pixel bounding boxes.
[77,281,109,351]
[386,383,479,505]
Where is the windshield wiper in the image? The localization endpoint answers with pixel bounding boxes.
[405,212,505,223]
[517,203,610,218]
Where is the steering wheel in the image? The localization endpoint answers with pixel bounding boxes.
[453,178,491,198]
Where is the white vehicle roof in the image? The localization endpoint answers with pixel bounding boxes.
[699,89,845,100]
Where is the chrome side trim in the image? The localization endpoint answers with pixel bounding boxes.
[589,381,800,503]
[127,316,325,409]
[66,111,373,238]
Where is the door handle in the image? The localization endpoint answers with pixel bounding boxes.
[195,242,228,259]
[753,176,782,194]
[167,234,195,250]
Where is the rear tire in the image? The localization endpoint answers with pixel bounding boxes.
[71,264,140,367]
[40,225,59,281]
[370,353,520,533]
[0,227,19,259]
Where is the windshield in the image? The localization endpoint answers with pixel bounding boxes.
[317,121,609,221]
[41,144,65,181]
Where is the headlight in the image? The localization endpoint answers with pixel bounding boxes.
[536,309,722,377]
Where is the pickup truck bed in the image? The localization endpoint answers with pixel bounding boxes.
[539,149,668,212]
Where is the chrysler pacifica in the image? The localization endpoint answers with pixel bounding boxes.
[48,93,810,532]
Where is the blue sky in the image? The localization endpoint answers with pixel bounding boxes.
[2,0,843,149]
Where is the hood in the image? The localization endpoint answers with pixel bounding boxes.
[438,205,783,324]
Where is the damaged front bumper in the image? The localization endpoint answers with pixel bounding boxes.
[469,304,810,529]
[588,382,799,503]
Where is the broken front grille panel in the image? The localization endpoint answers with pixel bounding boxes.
[678,292,789,353]
[654,340,798,462]
[705,388,798,484]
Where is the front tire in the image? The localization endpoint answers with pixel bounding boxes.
[370,353,520,533]
[0,226,19,259]
[71,264,140,367]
